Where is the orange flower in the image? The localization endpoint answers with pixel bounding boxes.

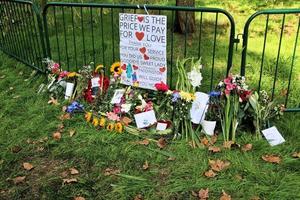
[85,112,92,122]
[107,123,115,131]
[92,117,99,127]
[115,122,123,133]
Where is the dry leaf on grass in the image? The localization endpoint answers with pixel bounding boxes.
[48,97,59,105]
[59,113,71,121]
[103,168,121,176]
[121,117,132,126]
[198,188,209,200]
[223,141,235,149]
[69,129,76,137]
[292,152,300,158]
[74,197,85,200]
[70,168,79,175]
[23,162,34,171]
[208,146,221,153]
[262,155,281,164]
[167,157,176,161]
[220,190,231,200]
[134,194,143,200]
[210,135,218,145]
[157,138,167,149]
[136,139,150,146]
[12,176,26,184]
[142,161,149,170]
[63,178,78,184]
[201,137,210,146]
[57,124,64,131]
[53,132,61,141]
[209,159,230,172]
[11,146,22,153]
[242,143,253,152]
[204,169,217,178]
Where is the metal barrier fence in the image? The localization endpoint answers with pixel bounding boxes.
[42,2,236,91]
[241,9,300,112]
[0,0,299,112]
[0,0,46,72]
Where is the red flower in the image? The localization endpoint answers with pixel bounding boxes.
[239,90,252,102]
[154,81,169,92]
[98,75,110,93]
[84,80,94,103]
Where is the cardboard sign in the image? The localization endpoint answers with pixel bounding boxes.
[119,13,167,90]
[110,89,125,104]
[262,126,285,146]
[134,110,157,128]
[190,92,210,124]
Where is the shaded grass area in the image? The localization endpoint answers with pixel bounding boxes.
[1,53,300,199]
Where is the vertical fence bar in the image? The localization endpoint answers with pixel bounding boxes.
[90,7,95,66]
[111,8,115,61]
[62,6,70,70]
[71,7,78,70]
[197,12,203,59]
[184,11,188,58]
[258,14,269,92]
[271,14,285,101]
[170,10,175,87]
[80,7,87,65]
[9,2,22,59]
[53,7,61,64]
[100,8,105,67]
[210,13,218,91]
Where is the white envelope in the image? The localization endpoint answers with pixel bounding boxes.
[190,92,210,124]
[134,110,157,129]
[262,126,285,146]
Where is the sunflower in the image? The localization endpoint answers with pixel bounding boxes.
[115,122,123,133]
[85,112,92,122]
[99,117,106,127]
[107,123,115,131]
[92,117,99,127]
[110,62,122,75]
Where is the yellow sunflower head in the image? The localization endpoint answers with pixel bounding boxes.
[110,62,122,75]
[107,123,115,131]
[99,117,106,127]
[115,122,123,133]
[85,112,92,122]
[92,117,99,127]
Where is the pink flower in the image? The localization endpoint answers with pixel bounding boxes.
[144,101,153,112]
[224,76,232,85]
[106,112,120,121]
[226,83,235,91]
[224,89,231,96]
[154,81,169,92]
[113,106,121,114]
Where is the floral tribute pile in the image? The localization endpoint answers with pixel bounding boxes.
[44,58,284,147]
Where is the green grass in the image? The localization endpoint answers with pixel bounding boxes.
[0,52,300,199]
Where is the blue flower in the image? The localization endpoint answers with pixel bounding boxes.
[171,92,181,102]
[209,91,221,97]
[66,101,84,113]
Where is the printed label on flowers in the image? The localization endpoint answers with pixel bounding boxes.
[119,13,167,90]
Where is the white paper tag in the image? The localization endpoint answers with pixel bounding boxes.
[156,122,168,131]
[190,92,210,124]
[134,110,157,129]
[262,126,285,146]
[65,82,75,100]
[91,77,100,88]
[110,89,125,104]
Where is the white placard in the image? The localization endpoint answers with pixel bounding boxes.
[190,92,210,124]
[156,122,168,131]
[262,126,285,146]
[134,110,157,129]
[91,77,100,88]
[110,89,125,104]
[119,13,167,90]
[65,82,75,100]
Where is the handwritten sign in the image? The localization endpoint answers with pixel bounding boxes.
[119,13,167,90]
[262,126,285,146]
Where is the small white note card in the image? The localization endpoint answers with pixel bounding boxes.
[262,126,285,146]
[156,122,168,131]
[91,77,100,88]
[110,89,125,104]
[134,110,157,129]
[190,92,210,124]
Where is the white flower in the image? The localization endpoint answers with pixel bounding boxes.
[187,69,202,87]
[121,103,131,113]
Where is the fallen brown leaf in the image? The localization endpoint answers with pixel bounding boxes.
[53,132,61,141]
[223,141,234,149]
[242,143,253,152]
[11,146,22,153]
[157,137,167,149]
[208,146,221,153]
[23,162,34,171]
[220,190,231,200]
[204,169,217,178]
[262,155,281,164]
[198,188,209,200]
[136,139,149,146]
[142,161,149,170]
[209,159,230,172]
[12,176,26,184]
[167,157,176,161]
[48,97,59,105]
[69,129,76,137]
[59,113,71,121]
[134,194,143,200]
[121,116,132,126]
[210,135,218,145]
[201,137,210,146]
[292,152,300,158]
[62,106,67,112]
[103,168,121,176]
[63,178,78,184]
[74,197,85,200]
[70,168,79,175]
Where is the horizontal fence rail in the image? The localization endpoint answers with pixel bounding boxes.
[42,2,236,91]
[0,0,46,72]
[241,9,300,112]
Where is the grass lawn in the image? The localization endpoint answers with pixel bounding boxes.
[0,52,300,199]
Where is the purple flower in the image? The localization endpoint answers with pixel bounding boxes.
[209,91,221,97]
[66,101,84,113]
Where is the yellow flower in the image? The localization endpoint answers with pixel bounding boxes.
[115,122,123,133]
[110,62,122,75]
[179,91,193,102]
[99,117,106,127]
[107,123,115,131]
[67,72,79,78]
[95,64,104,73]
[133,82,139,87]
[85,112,92,122]
[92,117,99,127]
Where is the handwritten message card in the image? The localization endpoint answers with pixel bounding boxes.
[262,126,285,146]
[119,13,167,90]
[190,92,210,124]
[134,110,157,129]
